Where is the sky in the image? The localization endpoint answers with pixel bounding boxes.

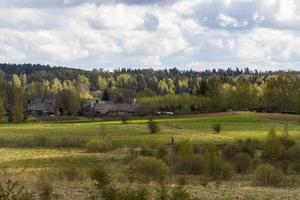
[0,0,300,71]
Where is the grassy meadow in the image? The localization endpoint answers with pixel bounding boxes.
[1,112,300,199]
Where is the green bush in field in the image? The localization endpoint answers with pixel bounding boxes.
[175,140,194,156]
[288,161,300,174]
[129,157,169,182]
[261,128,283,161]
[175,155,206,175]
[148,119,160,134]
[91,166,111,190]
[222,139,257,161]
[140,147,155,157]
[233,153,252,173]
[212,123,221,133]
[253,164,284,186]
[207,146,234,180]
[284,145,300,161]
[157,145,168,160]
[86,139,113,153]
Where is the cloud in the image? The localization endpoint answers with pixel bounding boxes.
[0,0,299,70]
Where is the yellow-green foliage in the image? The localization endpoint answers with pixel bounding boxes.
[254,164,284,186]
[129,156,169,182]
[86,139,113,153]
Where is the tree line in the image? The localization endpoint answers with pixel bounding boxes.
[0,63,299,122]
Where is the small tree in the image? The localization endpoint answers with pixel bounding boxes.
[91,166,111,190]
[253,164,283,186]
[262,128,283,161]
[148,119,160,134]
[0,98,5,121]
[129,157,169,182]
[212,123,221,134]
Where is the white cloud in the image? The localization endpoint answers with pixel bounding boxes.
[0,0,299,70]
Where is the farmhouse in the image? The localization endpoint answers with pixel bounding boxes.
[28,98,55,116]
[93,101,137,115]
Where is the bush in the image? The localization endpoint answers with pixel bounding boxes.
[253,164,284,186]
[283,145,300,161]
[207,146,233,180]
[212,123,221,133]
[90,166,111,190]
[140,147,155,157]
[148,119,160,134]
[289,161,300,174]
[222,142,242,160]
[86,139,113,153]
[175,155,206,175]
[222,139,257,161]
[261,128,283,161]
[175,140,194,156]
[233,153,252,173]
[157,145,168,160]
[129,157,169,182]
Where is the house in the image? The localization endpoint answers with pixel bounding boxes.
[93,102,138,115]
[81,99,100,110]
[28,99,55,116]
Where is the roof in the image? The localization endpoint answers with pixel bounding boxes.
[94,102,137,113]
[28,99,55,113]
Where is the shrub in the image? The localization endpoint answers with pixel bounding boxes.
[157,145,168,160]
[86,139,113,153]
[175,155,206,175]
[212,123,221,133]
[148,119,160,134]
[207,146,233,180]
[0,180,33,200]
[129,157,169,182]
[233,153,252,173]
[253,164,284,186]
[289,161,300,174]
[140,147,155,157]
[283,145,300,161]
[261,128,283,161]
[222,142,242,160]
[222,139,257,161]
[90,166,111,190]
[175,140,194,156]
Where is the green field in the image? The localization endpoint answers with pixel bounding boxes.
[0,112,299,148]
[1,112,300,199]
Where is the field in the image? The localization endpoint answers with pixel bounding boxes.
[1,112,300,199]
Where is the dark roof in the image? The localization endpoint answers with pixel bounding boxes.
[94,102,137,113]
[28,99,55,113]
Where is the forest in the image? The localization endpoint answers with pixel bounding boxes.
[0,63,299,123]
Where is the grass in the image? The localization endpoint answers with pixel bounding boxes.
[0,112,299,199]
[0,112,298,148]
